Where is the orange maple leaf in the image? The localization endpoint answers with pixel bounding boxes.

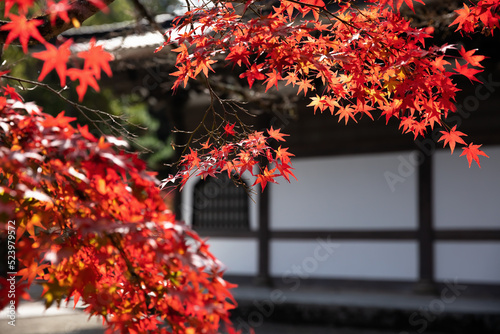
[458,46,485,68]
[267,126,289,142]
[297,78,314,95]
[336,105,357,125]
[432,56,450,72]
[200,138,212,150]
[307,95,328,114]
[450,4,472,32]
[253,166,278,191]
[18,262,50,286]
[275,146,294,164]
[264,70,281,92]
[18,214,46,237]
[193,56,216,77]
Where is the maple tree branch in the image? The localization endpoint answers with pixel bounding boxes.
[130,0,168,40]
[104,231,181,329]
[204,78,254,134]
[284,0,360,29]
[0,0,116,45]
[2,74,151,152]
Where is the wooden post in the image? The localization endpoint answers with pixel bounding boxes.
[415,150,436,294]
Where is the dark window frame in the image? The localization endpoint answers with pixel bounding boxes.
[192,177,250,231]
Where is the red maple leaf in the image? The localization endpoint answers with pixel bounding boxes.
[240,64,266,89]
[77,124,97,142]
[32,39,73,86]
[3,84,22,101]
[224,123,236,136]
[47,0,71,26]
[226,44,251,67]
[438,125,467,154]
[0,14,45,53]
[301,0,326,8]
[233,151,256,175]
[88,0,109,13]
[275,161,296,182]
[182,148,200,167]
[453,59,483,83]
[460,142,489,167]
[399,0,425,12]
[4,0,35,16]
[77,38,114,80]
[67,68,100,101]
[42,111,77,128]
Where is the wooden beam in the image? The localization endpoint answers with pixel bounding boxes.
[415,149,436,294]
[255,180,272,286]
[270,230,417,240]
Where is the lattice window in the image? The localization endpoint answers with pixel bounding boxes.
[192,177,249,231]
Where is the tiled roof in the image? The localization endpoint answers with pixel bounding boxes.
[64,14,175,55]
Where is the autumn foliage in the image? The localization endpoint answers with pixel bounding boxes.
[157,0,496,174]
[0,0,499,333]
[0,101,239,332]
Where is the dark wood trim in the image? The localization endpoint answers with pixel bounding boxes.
[196,229,500,243]
[255,184,272,286]
[271,277,416,293]
[196,229,500,240]
[270,230,418,240]
[416,149,435,293]
[435,230,500,240]
[224,274,500,298]
[196,230,258,238]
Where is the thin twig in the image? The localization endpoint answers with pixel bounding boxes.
[2,74,151,153]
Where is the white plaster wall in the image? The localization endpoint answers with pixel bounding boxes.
[270,240,418,280]
[203,238,258,275]
[269,152,418,230]
[434,145,500,230]
[435,241,500,284]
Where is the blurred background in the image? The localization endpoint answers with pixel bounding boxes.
[1,0,499,333]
